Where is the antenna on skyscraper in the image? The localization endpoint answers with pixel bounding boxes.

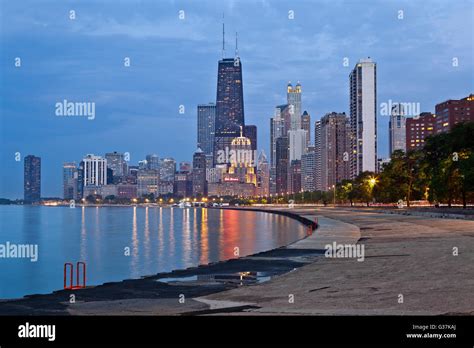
[222,13,225,59]
[235,32,239,57]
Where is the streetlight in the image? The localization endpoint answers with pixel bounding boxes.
[332,185,336,206]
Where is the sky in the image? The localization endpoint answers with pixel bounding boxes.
[0,0,473,199]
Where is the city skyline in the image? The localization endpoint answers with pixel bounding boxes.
[1,0,473,198]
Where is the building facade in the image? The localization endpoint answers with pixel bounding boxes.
[63,162,77,200]
[389,104,407,155]
[406,112,436,151]
[192,148,207,196]
[350,58,377,179]
[435,94,474,134]
[275,136,289,194]
[287,82,302,129]
[314,120,322,191]
[83,154,107,187]
[301,146,316,192]
[197,103,216,156]
[214,56,245,165]
[159,158,176,182]
[137,169,160,197]
[257,150,270,197]
[301,111,311,148]
[320,112,350,191]
[105,152,127,179]
[24,155,41,203]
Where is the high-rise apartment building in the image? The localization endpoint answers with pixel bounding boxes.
[197,103,216,156]
[314,120,322,191]
[275,136,289,194]
[192,148,207,196]
[63,162,77,200]
[320,112,350,191]
[406,112,436,151]
[137,169,160,197]
[389,104,406,155]
[435,94,474,134]
[146,154,160,170]
[24,155,41,203]
[257,150,270,197]
[83,154,107,187]
[350,58,377,178]
[301,146,316,192]
[105,152,127,178]
[301,111,311,148]
[159,158,176,182]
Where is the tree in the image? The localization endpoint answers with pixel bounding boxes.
[353,171,377,206]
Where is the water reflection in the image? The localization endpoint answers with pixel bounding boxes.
[1,206,307,299]
[131,206,139,277]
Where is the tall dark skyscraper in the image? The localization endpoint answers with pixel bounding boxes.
[275,137,289,194]
[197,103,216,157]
[214,54,245,165]
[192,148,207,196]
[244,125,257,152]
[24,155,41,203]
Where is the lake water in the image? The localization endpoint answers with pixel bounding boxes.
[0,206,307,299]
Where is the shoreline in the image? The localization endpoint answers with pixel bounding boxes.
[0,207,318,313]
[1,206,473,315]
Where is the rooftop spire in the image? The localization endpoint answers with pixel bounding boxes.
[235,32,239,57]
[222,13,225,59]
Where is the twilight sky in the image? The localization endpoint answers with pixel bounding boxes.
[0,0,473,198]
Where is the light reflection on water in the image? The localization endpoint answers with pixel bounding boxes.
[0,206,307,299]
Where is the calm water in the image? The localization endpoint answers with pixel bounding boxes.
[0,206,307,299]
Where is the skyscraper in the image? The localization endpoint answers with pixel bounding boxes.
[275,136,289,194]
[146,154,160,170]
[63,162,78,200]
[289,160,302,194]
[287,82,302,129]
[320,112,350,191]
[137,169,159,197]
[197,103,216,156]
[105,152,127,178]
[389,104,406,155]
[83,154,107,187]
[301,146,316,192]
[288,129,307,162]
[257,150,270,197]
[350,58,377,178]
[160,158,176,182]
[24,155,41,203]
[270,107,286,167]
[192,148,207,196]
[301,111,311,148]
[77,161,84,199]
[244,125,257,153]
[314,120,322,191]
[214,53,245,165]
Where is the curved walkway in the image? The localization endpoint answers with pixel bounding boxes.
[198,207,474,315]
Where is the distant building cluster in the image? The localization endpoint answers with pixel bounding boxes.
[21,36,474,202]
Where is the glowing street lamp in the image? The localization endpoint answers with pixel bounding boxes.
[368,177,378,189]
